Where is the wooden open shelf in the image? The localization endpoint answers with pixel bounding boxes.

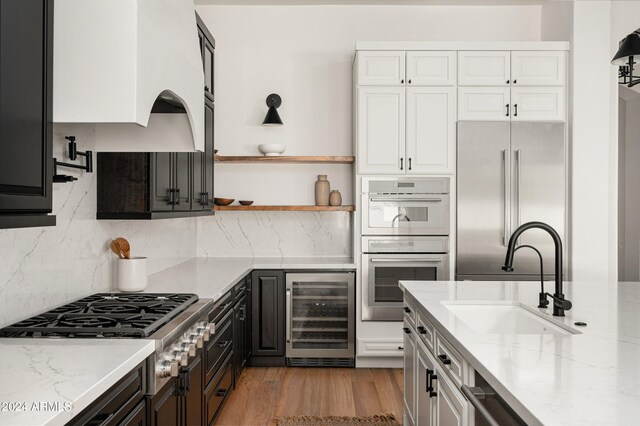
[213,205,355,212]
[214,155,355,164]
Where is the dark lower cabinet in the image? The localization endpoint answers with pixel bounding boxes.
[250,270,286,366]
[204,352,233,426]
[180,349,203,426]
[149,378,179,426]
[120,400,147,426]
[68,363,146,426]
[0,0,55,228]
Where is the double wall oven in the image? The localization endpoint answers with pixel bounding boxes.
[361,178,450,321]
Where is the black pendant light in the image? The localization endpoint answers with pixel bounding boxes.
[612,29,640,87]
[262,94,283,126]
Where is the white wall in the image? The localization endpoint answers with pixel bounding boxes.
[196,4,541,207]
[618,92,640,280]
[618,97,627,279]
[0,125,198,328]
[569,1,614,282]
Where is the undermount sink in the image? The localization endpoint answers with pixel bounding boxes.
[442,302,580,336]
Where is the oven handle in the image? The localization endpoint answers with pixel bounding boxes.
[369,258,444,263]
[369,197,444,203]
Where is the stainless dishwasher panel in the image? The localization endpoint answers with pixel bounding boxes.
[285,272,355,361]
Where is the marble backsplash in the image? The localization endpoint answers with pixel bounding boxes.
[196,211,352,257]
[0,125,197,328]
[0,125,353,327]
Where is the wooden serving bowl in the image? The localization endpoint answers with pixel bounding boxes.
[214,197,235,206]
[239,200,254,206]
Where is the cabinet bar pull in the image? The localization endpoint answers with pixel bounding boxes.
[400,157,404,171]
[438,354,452,365]
[505,104,510,117]
[408,158,412,171]
[417,326,427,335]
[514,104,518,117]
[402,327,411,334]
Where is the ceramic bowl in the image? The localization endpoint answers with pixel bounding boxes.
[258,144,286,156]
[239,200,254,206]
[214,197,235,206]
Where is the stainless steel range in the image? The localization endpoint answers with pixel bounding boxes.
[0,293,214,395]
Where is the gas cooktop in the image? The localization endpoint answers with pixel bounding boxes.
[0,293,199,338]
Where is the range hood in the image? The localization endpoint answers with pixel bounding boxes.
[53,0,204,152]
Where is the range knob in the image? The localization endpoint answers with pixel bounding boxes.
[156,360,179,378]
[207,322,215,334]
[167,348,188,367]
[180,341,196,357]
[202,329,211,342]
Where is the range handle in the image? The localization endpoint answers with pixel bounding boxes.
[502,149,509,247]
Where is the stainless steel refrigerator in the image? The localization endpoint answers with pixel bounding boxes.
[456,122,566,280]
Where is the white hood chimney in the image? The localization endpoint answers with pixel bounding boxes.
[53,0,204,152]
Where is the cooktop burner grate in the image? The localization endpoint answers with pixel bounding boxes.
[0,292,199,338]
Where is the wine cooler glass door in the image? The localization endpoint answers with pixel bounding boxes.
[286,273,355,359]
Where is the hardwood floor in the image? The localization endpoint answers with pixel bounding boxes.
[215,368,404,426]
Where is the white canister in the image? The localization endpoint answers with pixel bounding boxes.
[117,257,148,292]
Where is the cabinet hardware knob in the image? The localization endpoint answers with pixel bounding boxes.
[401,79,404,84]
[507,79,510,84]
[397,346,404,350]
[513,79,517,84]
[408,79,412,84]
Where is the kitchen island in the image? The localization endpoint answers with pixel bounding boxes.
[400,280,640,426]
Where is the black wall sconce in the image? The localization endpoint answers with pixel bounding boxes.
[612,28,640,87]
[53,136,93,183]
[262,93,283,126]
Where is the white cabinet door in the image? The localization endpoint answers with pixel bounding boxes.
[458,87,510,121]
[357,86,405,174]
[357,51,406,86]
[511,87,565,121]
[511,51,566,86]
[404,325,417,425]
[458,51,510,86]
[435,368,467,426]
[406,87,456,174]
[417,343,437,426]
[406,51,456,86]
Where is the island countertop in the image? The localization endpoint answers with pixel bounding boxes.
[400,280,640,426]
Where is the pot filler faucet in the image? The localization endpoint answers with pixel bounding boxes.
[502,221,572,317]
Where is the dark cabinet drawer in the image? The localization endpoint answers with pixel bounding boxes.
[118,400,146,426]
[68,363,145,426]
[205,309,233,385]
[204,353,233,426]
[208,291,233,325]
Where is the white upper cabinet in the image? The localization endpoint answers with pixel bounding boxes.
[458,51,510,86]
[406,52,456,86]
[511,87,565,121]
[406,87,456,174]
[357,86,406,174]
[458,87,510,121]
[357,51,406,86]
[510,51,566,86]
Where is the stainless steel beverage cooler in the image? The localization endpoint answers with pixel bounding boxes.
[285,272,355,367]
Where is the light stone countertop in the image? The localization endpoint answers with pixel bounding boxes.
[400,280,640,426]
[0,339,154,426]
[146,257,356,300]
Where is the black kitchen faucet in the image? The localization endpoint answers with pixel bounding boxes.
[502,221,572,317]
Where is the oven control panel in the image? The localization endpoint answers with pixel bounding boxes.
[155,320,211,379]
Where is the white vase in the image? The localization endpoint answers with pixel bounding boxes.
[117,257,148,292]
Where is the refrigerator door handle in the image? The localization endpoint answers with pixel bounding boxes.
[286,288,292,343]
[515,149,521,229]
[502,149,509,247]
